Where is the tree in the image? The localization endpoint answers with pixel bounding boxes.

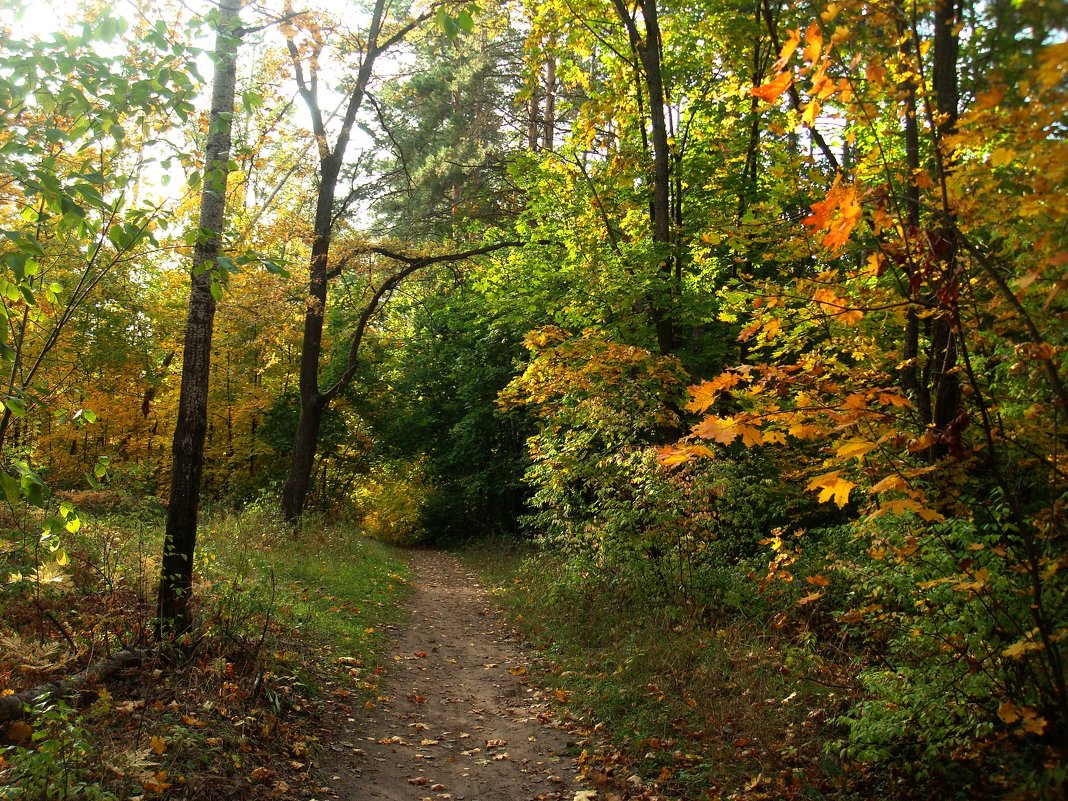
[157,0,243,633]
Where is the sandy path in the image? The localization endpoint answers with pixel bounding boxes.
[317,550,584,801]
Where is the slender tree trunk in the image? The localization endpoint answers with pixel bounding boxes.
[929,0,961,455]
[157,0,241,634]
[611,0,675,355]
[280,156,339,522]
[542,52,556,152]
[897,5,931,425]
[527,76,540,150]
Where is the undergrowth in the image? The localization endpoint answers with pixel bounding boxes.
[0,497,408,800]
[467,538,864,801]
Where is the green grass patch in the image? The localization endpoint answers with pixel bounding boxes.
[463,538,848,801]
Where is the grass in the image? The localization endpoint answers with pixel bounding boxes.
[0,498,410,800]
[463,537,851,801]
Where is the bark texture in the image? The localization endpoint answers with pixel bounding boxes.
[158,0,241,633]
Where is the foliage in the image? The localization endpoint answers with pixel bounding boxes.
[1,698,116,801]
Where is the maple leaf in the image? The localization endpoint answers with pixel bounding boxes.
[802,98,821,126]
[1003,639,1044,659]
[693,415,739,445]
[997,701,1021,723]
[798,591,823,605]
[773,28,801,70]
[806,574,831,587]
[737,422,765,447]
[836,438,876,460]
[806,470,856,508]
[750,70,793,103]
[802,20,823,64]
[1021,709,1048,735]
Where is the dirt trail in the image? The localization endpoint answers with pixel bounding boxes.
[316,550,584,801]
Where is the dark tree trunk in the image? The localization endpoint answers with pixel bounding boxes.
[929,0,962,456]
[897,5,931,426]
[611,0,675,355]
[280,151,339,522]
[157,0,241,634]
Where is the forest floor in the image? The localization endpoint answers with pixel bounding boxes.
[310,549,586,801]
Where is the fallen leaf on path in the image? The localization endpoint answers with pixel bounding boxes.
[408,777,429,786]
[486,739,507,748]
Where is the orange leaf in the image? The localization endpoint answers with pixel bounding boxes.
[149,735,167,755]
[806,574,831,587]
[773,28,801,70]
[798,591,823,605]
[693,415,740,445]
[998,701,1021,723]
[803,20,823,64]
[1021,709,1048,735]
[751,70,793,103]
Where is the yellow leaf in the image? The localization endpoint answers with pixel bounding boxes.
[806,470,856,508]
[871,474,906,493]
[773,28,800,70]
[802,98,820,126]
[149,735,167,755]
[1003,639,1045,659]
[737,423,765,447]
[836,438,876,460]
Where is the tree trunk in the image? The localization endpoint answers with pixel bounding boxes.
[929,0,961,456]
[157,0,241,635]
[281,394,324,521]
[542,52,556,152]
[611,0,675,355]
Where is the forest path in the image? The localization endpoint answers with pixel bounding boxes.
[315,549,584,801]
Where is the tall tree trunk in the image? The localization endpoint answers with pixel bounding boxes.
[542,52,556,152]
[280,153,341,522]
[896,4,931,426]
[157,0,241,634]
[279,0,390,522]
[611,0,675,355]
[929,0,962,456]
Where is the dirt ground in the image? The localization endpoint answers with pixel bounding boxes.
[311,550,585,801]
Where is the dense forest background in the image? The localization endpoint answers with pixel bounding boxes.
[0,0,1065,797]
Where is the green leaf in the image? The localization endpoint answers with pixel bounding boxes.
[0,472,20,507]
[4,396,26,418]
[21,474,45,508]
